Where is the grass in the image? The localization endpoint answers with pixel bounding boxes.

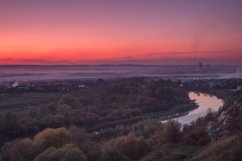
[0,93,61,113]
[141,144,199,161]
[191,133,242,161]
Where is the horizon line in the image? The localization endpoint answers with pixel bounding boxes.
[0,64,239,67]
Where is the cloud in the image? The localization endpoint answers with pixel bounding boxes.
[0,58,72,65]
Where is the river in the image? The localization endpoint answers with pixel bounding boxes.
[163,92,224,125]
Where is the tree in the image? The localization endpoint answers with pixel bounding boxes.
[100,148,130,161]
[33,127,72,150]
[1,138,37,161]
[226,116,242,138]
[101,133,150,161]
[58,95,82,109]
[41,114,67,128]
[2,112,21,137]
[154,120,182,144]
[33,144,87,161]
[0,114,3,133]
[57,104,72,114]
[184,128,210,146]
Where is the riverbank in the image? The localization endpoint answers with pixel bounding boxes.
[161,92,224,125]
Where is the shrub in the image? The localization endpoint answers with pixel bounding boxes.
[183,128,210,146]
[33,144,87,161]
[101,133,150,161]
[192,133,242,161]
[1,138,37,161]
[154,120,182,144]
[58,95,82,109]
[33,127,72,150]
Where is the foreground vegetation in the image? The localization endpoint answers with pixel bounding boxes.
[0,78,242,161]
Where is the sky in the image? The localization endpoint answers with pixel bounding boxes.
[0,0,242,65]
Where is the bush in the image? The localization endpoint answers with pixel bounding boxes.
[183,128,210,146]
[33,144,87,161]
[2,138,37,161]
[192,133,242,161]
[154,120,182,144]
[33,127,72,150]
[58,95,82,109]
[101,133,150,161]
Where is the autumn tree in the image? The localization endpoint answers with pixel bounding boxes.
[58,95,82,109]
[154,120,182,144]
[33,127,72,150]
[33,144,87,161]
[1,138,37,161]
[101,133,150,161]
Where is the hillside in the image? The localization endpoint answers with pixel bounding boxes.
[0,78,242,161]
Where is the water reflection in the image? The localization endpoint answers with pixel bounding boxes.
[177,92,224,124]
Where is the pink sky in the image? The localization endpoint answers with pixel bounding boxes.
[0,0,242,65]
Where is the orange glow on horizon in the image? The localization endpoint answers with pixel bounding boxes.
[0,1,242,65]
[1,30,240,62]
